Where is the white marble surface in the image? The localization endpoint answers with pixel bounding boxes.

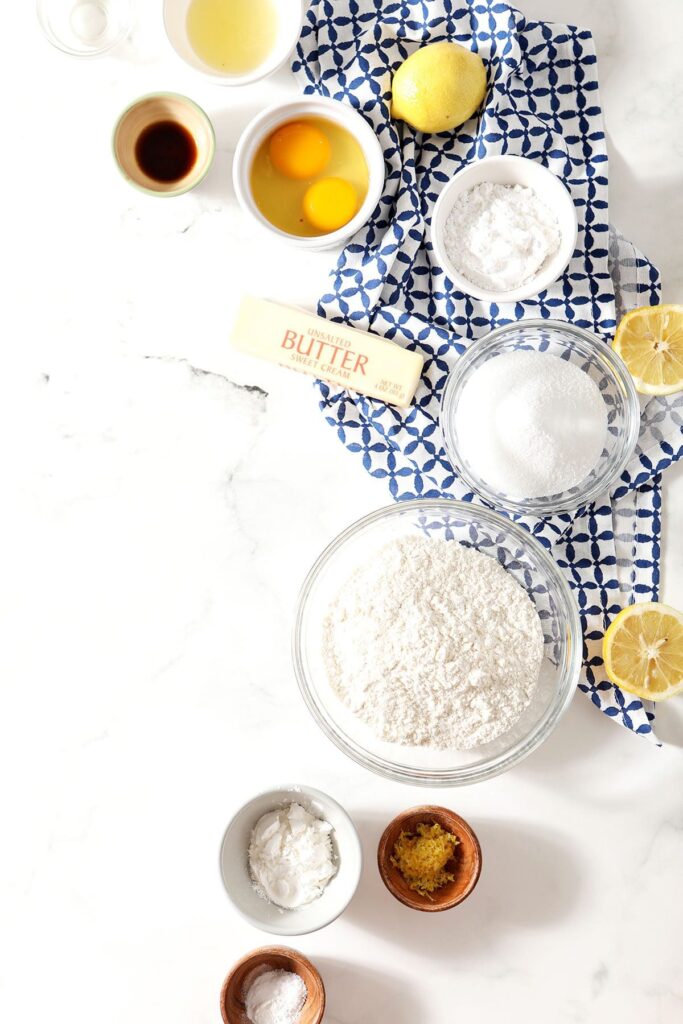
[4,2,683,1022]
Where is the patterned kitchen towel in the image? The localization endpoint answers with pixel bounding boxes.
[292,0,683,740]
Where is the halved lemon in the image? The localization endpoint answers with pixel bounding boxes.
[603,602,683,701]
[612,304,683,395]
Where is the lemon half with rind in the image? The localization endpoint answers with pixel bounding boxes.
[603,602,683,701]
[612,304,683,395]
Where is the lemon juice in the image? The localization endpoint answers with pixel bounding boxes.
[186,0,277,75]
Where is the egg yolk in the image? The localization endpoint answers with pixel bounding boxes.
[268,122,332,180]
[303,177,358,233]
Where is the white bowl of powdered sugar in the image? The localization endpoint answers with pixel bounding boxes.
[430,154,578,302]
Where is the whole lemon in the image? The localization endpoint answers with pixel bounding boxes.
[391,41,487,134]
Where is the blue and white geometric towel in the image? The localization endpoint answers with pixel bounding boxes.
[293,0,683,741]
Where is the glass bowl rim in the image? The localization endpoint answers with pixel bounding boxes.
[292,499,582,787]
[440,318,642,517]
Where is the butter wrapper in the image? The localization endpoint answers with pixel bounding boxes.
[231,296,424,407]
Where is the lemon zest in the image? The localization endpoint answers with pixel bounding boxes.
[391,822,459,898]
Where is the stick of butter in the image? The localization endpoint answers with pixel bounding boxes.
[231,296,424,407]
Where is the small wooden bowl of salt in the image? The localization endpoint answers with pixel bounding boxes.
[220,946,325,1024]
[378,805,482,912]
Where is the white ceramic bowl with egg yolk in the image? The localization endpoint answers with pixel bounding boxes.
[219,784,363,935]
[233,96,386,251]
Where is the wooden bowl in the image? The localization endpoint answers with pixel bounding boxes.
[220,946,325,1024]
[377,806,482,912]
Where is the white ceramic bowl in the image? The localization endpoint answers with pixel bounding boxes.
[163,0,304,86]
[219,785,363,936]
[233,96,386,251]
[430,154,578,302]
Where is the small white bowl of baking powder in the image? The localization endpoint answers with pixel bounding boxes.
[430,154,578,302]
[219,784,362,936]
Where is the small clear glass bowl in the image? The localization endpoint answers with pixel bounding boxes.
[292,500,581,787]
[37,0,131,57]
[440,320,641,517]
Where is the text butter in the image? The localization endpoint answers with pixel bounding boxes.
[231,296,424,407]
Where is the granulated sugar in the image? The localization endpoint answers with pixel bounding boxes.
[443,181,561,292]
[322,535,544,750]
[454,350,608,498]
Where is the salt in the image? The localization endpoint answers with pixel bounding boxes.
[244,969,307,1024]
[454,350,608,498]
[443,182,561,292]
[69,1,108,42]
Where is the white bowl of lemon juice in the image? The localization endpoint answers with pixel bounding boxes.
[233,97,386,250]
[163,0,304,86]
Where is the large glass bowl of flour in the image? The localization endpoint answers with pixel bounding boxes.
[293,500,581,786]
[440,320,641,517]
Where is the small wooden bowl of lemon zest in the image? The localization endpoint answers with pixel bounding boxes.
[378,806,482,912]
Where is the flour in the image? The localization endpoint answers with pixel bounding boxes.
[442,181,561,292]
[322,536,544,750]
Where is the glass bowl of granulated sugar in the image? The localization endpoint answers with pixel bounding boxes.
[292,500,582,786]
[440,319,641,518]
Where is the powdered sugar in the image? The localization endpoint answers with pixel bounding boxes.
[321,536,544,750]
[442,181,561,292]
